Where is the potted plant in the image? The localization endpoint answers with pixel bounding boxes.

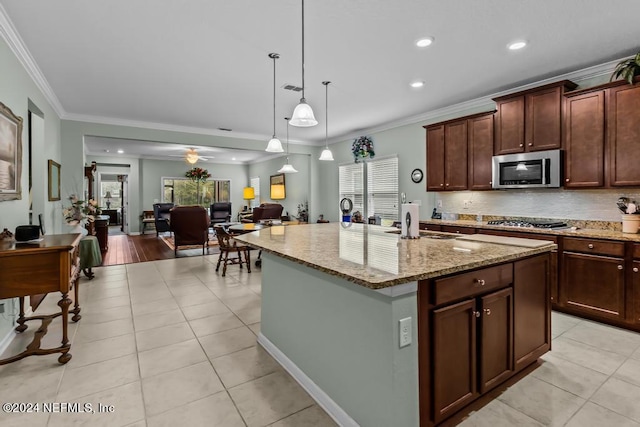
[352,136,375,163]
[611,52,640,84]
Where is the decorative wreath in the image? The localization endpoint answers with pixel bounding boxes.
[351,136,375,163]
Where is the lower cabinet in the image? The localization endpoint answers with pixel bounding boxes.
[425,255,549,425]
[633,260,640,324]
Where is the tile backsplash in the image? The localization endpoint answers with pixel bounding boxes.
[436,189,640,222]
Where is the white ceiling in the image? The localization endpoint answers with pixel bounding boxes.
[2,0,640,161]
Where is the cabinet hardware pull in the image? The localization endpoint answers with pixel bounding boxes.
[566,178,570,182]
[484,308,491,315]
[634,267,639,273]
[519,144,523,147]
[445,183,449,186]
[489,181,492,185]
[474,279,486,286]
[473,311,481,318]
[588,244,594,249]
[440,183,444,187]
[528,143,532,146]
[618,265,623,270]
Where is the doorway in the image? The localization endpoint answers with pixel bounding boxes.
[99,173,128,235]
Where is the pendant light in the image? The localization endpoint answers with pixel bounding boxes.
[278,117,299,173]
[319,81,334,161]
[289,0,318,127]
[265,53,284,152]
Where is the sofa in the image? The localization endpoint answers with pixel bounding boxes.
[244,203,284,223]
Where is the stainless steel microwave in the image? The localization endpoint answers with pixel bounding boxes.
[492,149,562,189]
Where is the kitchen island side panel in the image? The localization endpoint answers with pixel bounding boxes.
[260,253,419,427]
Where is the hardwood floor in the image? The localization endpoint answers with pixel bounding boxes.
[101,233,220,266]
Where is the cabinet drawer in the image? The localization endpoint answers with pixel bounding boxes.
[441,225,475,235]
[634,244,640,260]
[420,223,442,232]
[433,263,513,306]
[563,237,624,257]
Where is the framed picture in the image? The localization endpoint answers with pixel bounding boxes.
[48,160,61,201]
[270,173,286,200]
[0,102,23,201]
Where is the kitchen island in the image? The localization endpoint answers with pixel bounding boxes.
[235,223,555,427]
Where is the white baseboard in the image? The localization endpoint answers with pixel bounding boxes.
[257,333,359,427]
[0,302,29,356]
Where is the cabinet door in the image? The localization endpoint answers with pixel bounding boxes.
[634,261,640,324]
[479,287,513,393]
[608,84,640,186]
[494,96,525,155]
[426,125,445,191]
[444,120,468,190]
[514,254,551,372]
[526,86,563,151]
[561,252,625,321]
[564,91,605,187]
[432,298,478,423]
[468,114,494,190]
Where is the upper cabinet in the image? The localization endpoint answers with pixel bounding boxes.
[493,80,577,155]
[608,83,640,186]
[468,113,495,190]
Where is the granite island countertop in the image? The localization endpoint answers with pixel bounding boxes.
[233,223,555,290]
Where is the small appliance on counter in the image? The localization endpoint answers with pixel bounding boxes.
[401,203,419,239]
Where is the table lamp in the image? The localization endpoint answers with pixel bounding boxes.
[243,186,255,211]
[104,191,112,209]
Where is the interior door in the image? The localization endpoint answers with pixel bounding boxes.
[119,174,129,234]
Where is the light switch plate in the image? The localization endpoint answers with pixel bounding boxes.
[399,317,412,348]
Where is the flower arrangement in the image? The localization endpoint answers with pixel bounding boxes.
[63,194,101,225]
[297,201,309,223]
[185,167,211,182]
[352,136,375,163]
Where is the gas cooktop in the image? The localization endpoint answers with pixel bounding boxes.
[487,219,568,229]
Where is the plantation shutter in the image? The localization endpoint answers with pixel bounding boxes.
[250,177,260,208]
[366,156,399,220]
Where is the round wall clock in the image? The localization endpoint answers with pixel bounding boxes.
[411,168,423,183]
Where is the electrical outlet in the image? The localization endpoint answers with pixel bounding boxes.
[437,200,443,209]
[399,317,412,348]
[463,200,471,209]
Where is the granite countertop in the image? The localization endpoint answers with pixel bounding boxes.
[234,223,555,290]
[420,218,640,242]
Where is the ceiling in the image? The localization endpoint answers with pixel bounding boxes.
[2,0,640,161]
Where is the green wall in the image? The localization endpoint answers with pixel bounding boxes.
[0,36,62,344]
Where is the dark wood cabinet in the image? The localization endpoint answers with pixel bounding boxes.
[560,238,625,324]
[425,120,468,191]
[564,89,605,187]
[479,287,513,393]
[608,83,640,186]
[633,260,640,325]
[493,80,577,155]
[441,225,476,235]
[513,255,550,371]
[468,113,495,190]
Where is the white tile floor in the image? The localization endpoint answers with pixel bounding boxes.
[1,255,639,426]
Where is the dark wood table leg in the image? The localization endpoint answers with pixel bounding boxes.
[15,296,27,332]
[57,293,72,364]
[82,267,95,279]
[71,276,82,322]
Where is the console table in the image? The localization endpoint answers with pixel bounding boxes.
[0,234,82,365]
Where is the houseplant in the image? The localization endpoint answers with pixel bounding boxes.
[352,136,375,163]
[611,52,640,84]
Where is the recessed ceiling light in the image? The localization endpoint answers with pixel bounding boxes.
[104,149,110,153]
[415,37,434,48]
[117,149,124,154]
[231,157,236,161]
[507,40,527,50]
[410,81,425,88]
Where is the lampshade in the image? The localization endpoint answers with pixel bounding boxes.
[277,162,299,174]
[319,81,334,161]
[265,137,284,153]
[271,184,285,200]
[266,53,285,152]
[104,191,112,198]
[243,186,255,200]
[290,0,317,127]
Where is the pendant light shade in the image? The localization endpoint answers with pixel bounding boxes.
[319,81,334,161]
[290,0,317,127]
[266,53,284,153]
[279,117,298,173]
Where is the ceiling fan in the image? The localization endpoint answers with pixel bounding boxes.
[183,148,209,164]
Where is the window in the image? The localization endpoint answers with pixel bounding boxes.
[367,156,399,220]
[162,178,231,207]
[100,181,122,209]
[338,156,399,221]
[339,162,364,215]
[250,176,260,208]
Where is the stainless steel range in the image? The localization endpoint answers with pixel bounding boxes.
[487,219,568,229]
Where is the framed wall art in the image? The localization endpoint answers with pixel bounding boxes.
[48,160,61,201]
[270,173,286,200]
[0,102,23,201]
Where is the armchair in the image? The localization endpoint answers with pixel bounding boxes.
[210,202,232,226]
[169,206,210,256]
[248,203,284,223]
[153,203,174,237]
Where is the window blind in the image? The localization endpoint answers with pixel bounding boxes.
[367,156,398,220]
[339,162,364,215]
[250,177,260,208]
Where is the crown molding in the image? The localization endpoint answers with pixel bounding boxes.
[0,4,65,117]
